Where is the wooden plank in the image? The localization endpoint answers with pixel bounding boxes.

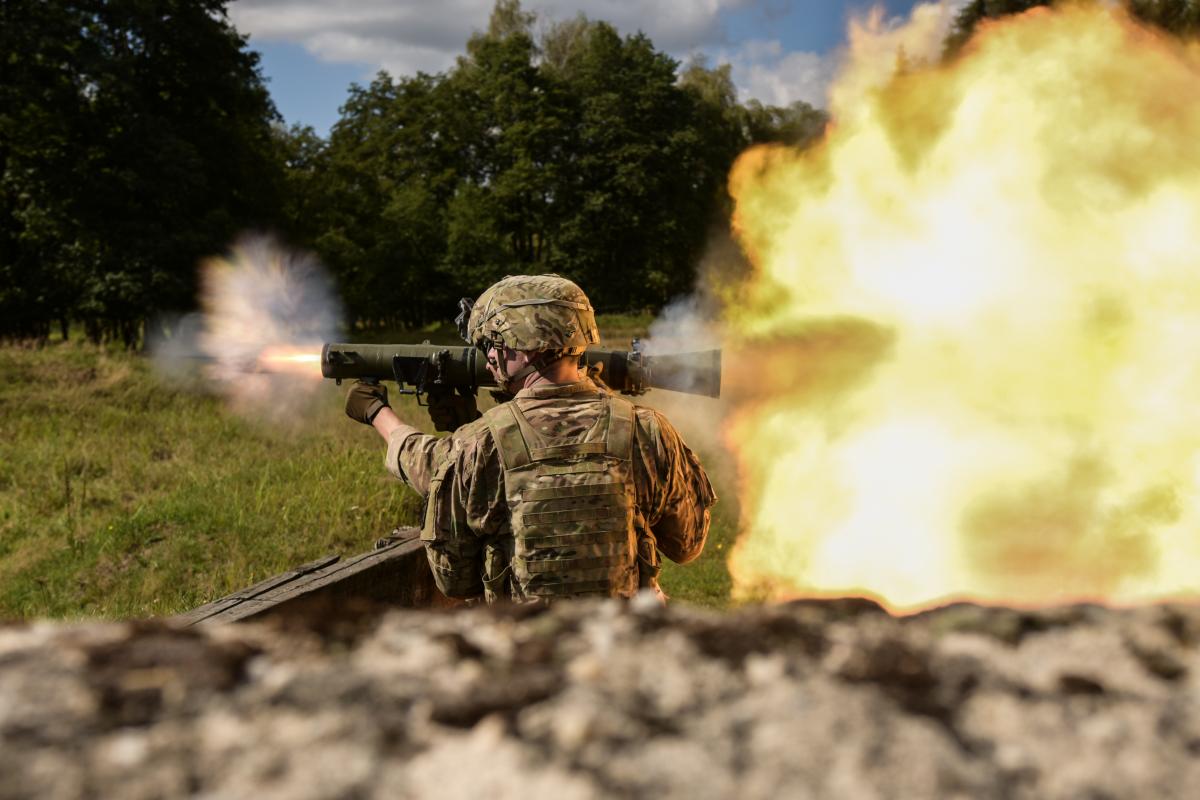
[177,553,343,625]
[177,527,460,626]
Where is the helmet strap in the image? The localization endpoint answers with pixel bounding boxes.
[505,361,542,388]
[488,348,567,394]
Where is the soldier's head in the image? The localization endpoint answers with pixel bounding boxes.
[458,274,600,391]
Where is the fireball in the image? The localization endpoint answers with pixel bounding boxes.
[195,236,339,415]
[726,3,1200,611]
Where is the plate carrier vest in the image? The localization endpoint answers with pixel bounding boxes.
[483,393,640,601]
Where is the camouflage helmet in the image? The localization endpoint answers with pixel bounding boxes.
[464,274,600,355]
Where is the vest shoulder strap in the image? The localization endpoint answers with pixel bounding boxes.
[485,394,638,469]
[484,403,532,470]
[605,395,635,461]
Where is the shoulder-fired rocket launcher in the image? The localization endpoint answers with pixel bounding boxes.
[320,342,721,399]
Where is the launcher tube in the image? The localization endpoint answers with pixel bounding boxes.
[320,343,720,398]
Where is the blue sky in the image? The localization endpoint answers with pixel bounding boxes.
[233,1,957,136]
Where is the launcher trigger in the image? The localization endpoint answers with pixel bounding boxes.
[391,356,417,396]
[415,349,452,406]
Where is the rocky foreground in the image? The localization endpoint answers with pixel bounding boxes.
[2,597,1199,799]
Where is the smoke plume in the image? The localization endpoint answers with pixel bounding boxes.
[150,235,342,421]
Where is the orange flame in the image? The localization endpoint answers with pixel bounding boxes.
[725,4,1200,613]
[257,347,323,377]
[189,236,341,418]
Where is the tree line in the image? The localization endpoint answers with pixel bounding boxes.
[278,2,826,328]
[2,0,1195,345]
[944,0,1200,54]
[0,0,823,344]
[1,0,283,345]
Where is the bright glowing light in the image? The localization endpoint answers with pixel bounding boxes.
[725,4,1200,612]
[193,236,340,416]
[258,348,322,376]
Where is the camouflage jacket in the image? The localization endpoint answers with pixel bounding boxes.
[386,378,716,600]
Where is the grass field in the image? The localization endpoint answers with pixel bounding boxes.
[0,317,735,619]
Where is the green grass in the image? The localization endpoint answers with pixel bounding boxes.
[594,311,657,348]
[0,325,733,619]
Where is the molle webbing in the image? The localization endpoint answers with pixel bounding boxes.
[522,482,622,501]
[486,395,639,600]
[488,397,633,470]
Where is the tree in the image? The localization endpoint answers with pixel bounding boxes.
[944,0,1200,56]
[0,0,283,345]
[284,0,833,325]
[275,124,331,252]
[739,99,828,148]
[540,13,592,74]
[1127,0,1200,34]
[315,66,494,328]
[535,22,717,308]
[1,0,96,340]
[943,0,1054,56]
[307,1,578,328]
[443,4,572,286]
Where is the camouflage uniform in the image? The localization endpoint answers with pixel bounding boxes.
[373,273,715,602]
[386,378,715,601]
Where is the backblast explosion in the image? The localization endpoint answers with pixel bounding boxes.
[725,3,1200,611]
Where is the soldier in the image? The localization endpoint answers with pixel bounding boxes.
[344,274,715,603]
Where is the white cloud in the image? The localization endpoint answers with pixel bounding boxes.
[714,0,970,110]
[229,0,753,79]
[715,39,841,108]
[228,0,969,113]
[230,0,478,76]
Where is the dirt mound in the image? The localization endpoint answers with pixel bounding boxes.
[3,598,1199,799]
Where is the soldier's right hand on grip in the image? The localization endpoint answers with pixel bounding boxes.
[345,380,389,425]
[586,361,611,392]
[426,388,481,432]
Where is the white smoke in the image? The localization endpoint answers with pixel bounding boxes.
[631,234,745,491]
[149,234,343,421]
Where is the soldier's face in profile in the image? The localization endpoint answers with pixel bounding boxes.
[486,344,531,384]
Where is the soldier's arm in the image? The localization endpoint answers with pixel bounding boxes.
[343,382,431,490]
[345,382,422,445]
[395,420,501,600]
[412,431,492,599]
[420,453,485,599]
[634,409,717,564]
[387,425,461,496]
[372,407,421,446]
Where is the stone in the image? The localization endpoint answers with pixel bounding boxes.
[2,601,1199,799]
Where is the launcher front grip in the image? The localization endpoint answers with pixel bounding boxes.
[320,343,721,398]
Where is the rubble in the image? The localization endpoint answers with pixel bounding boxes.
[2,598,1198,799]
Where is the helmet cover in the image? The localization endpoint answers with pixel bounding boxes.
[466,274,600,355]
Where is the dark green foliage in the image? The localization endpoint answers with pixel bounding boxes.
[0,0,282,346]
[301,4,821,326]
[10,0,1200,339]
[943,0,1055,57]
[1127,0,1200,34]
[2,0,830,338]
[448,23,571,285]
[739,100,828,148]
[545,24,717,309]
[314,73,461,327]
[945,0,1200,56]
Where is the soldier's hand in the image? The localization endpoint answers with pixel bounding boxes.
[488,389,514,404]
[345,380,389,425]
[586,360,611,391]
[426,388,480,432]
